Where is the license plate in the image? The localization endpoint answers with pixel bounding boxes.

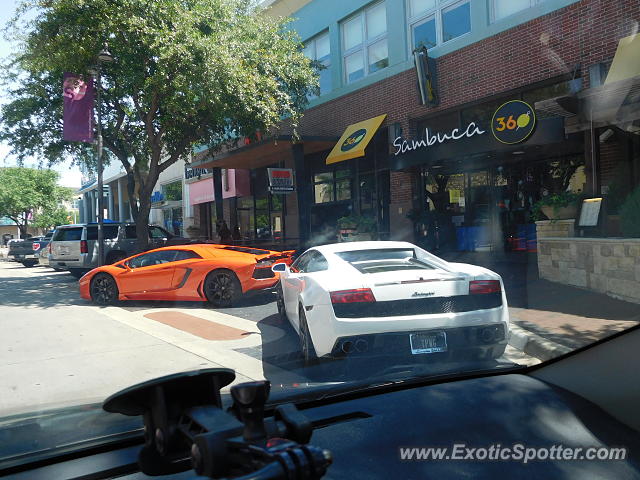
[410,331,447,355]
[60,247,70,255]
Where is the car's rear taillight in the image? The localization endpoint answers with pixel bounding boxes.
[330,288,376,304]
[469,280,501,295]
[80,240,88,254]
[32,243,40,251]
[48,243,52,254]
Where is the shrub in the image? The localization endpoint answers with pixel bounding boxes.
[620,186,640,238]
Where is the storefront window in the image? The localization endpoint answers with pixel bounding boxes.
[237,196,254,241]
[313,168,352,204]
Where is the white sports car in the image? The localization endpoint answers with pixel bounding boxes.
[272,241,509,365]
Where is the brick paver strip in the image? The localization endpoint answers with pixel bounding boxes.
[144,311,249,340]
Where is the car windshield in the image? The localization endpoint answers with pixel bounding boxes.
[1,0,640,468]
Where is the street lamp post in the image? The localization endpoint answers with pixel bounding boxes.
[93,45,114,266]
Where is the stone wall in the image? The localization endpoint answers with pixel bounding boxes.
[535,220,575,238]
[538,237,640,304]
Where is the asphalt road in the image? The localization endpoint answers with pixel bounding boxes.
[0,259,538,415]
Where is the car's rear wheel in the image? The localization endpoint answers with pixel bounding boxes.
[204,270,241,308]
[90,273,119,305]
[21,260,37,268]
[299,306,318,367]
[276,283,288,323]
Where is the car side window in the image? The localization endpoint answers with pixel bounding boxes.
[128,250,178,268]
[291,251,311,273]
[173,250,201,261]
[305,252,329,273]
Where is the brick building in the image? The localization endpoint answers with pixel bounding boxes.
[194,0,640,277]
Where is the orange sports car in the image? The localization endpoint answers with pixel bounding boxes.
[79,244,295,307]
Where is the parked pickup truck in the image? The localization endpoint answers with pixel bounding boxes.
[7,231,55,267]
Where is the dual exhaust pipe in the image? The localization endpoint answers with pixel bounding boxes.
[340,338,369,354]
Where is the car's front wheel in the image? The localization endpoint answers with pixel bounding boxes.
[90,273,119,305]
[204,270,241,308]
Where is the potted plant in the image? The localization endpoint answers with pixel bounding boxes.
[532,191,581,221]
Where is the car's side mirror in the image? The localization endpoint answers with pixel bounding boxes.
[122,261,132,271]
[271,263,288,273]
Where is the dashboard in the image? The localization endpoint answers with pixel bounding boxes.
[3,328,640,480]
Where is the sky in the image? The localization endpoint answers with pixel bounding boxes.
[0,0,82,189]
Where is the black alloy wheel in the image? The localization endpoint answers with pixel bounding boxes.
[90,273,119,305]
[298,306,317,366]
[204,270,240,308]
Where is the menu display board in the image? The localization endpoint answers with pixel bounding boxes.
[578,198,603,227]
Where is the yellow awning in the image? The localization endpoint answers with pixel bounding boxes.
[326,114,387,165]
[604,33,640,85]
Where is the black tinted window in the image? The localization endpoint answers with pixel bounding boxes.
[86,225,119,240]
[52,228,82,241]
[174,250,201,261]
[336,249,416,262]
[128,250,178,268]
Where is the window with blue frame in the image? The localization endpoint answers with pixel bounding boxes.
[407,0,471,51]
[341,1,389,84]
[303,31,331,97]
[491,0,547,23]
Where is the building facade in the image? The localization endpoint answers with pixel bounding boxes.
[189,0,640,302]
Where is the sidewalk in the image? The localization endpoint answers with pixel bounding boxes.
[442,250,640,359]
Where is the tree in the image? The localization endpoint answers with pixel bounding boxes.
[0,167,73,237]
[32,204,75,230]
[1,0,317,248]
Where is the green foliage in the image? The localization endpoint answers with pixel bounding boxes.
[32,206,74,229]
[620,186,640,238]
[1,0,318,243]
[531,191,581,221]
[0,167,72,234]
[605,163,633,215]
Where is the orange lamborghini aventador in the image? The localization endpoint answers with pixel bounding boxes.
[79,244,294,307]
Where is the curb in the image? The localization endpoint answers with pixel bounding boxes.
[508,322,572,362]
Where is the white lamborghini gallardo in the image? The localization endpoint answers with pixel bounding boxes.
[272,241,509,365]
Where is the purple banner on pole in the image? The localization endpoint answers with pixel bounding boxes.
[63,72,94,142]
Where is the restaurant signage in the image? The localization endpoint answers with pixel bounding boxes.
[393,122,486,156]
[491,100,536,144]
[268,168,295,193]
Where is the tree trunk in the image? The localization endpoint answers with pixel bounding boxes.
[134,200,152,252]
[18,223,28,239]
